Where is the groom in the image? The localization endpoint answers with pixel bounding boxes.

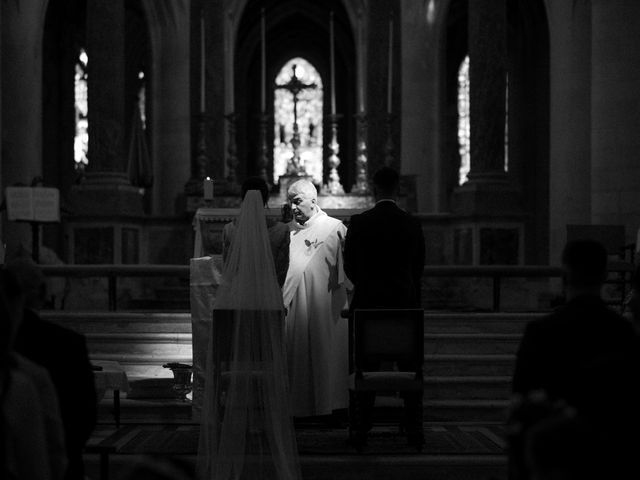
[283,179,350,419]
[344,166,425,446]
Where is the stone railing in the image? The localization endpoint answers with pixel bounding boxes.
[41,263,632,312]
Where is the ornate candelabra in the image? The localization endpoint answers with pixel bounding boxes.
[324,113,344,195]
[258,113,270,186]
[351,112,370,194]
[224,112,240,192]
[185,113,210,196]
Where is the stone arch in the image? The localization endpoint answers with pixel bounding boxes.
[232,0,358,191]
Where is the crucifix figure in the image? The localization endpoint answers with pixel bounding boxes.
[275,64,317,176]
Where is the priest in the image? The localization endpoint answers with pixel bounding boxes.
[283,179,350,418]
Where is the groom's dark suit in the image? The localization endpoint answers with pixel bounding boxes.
[344,200,425,311]
[343,199,425,445]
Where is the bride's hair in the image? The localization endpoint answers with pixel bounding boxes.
[241,176,269,205]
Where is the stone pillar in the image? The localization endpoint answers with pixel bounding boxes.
[546,0,591,260]
[453,0,521,216]
[142,0,191,215]
[1,0,48,254]
[591,0,640,241]
[69,0,143,216]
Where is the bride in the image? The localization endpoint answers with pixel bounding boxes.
[196,189,300,480]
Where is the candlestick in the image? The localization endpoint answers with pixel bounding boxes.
[330,11,336,115]
[387,18,393,114]
[261,8,266,113]
[204,176,213,200]
[200,14,205,113]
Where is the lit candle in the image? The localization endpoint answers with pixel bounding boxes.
[200,14,205,113]
[261,8,266,113]
[330,11,336,115]
[204,177,213,200]
[387,18,393,114]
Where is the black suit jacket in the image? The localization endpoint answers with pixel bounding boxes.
[15,309,97,480]
[512,295,640,472]
[344,200,425,311]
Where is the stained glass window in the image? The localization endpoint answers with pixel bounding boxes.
[457,56,470,185]
[273,58,323,185]
[74,49,89,170]
[138,71,146,130]
[457,55,509,186]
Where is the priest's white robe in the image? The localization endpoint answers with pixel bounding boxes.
[283,208,350,417]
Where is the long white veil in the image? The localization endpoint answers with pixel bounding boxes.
[197,190,300,480]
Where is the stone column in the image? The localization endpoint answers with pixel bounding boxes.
[69,0,143,216]
[1,0,48,253]
[546,0,591,260]
[143,0,192,215]
[590,0,640,239]
[453,0,521,216]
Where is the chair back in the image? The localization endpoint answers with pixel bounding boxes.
[352,309,424,372]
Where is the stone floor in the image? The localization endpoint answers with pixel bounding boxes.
[86,397,508,480]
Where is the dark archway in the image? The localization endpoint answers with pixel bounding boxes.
[235,0,356,192]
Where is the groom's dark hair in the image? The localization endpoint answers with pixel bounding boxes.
[561,239,608,288]
[241,176,269,205]
[373,166,400,197]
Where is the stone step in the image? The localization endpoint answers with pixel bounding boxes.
[424,354,515,377]
[423,376,512,400]
[423,312,536,334]
[42,311,192,333]
[126,298,190,310]
[424,333,521,355]
[44,310,523,422]
[92,353,192,378]
[423,400,510,423]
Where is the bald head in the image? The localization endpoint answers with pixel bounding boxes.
[287,179,317,201]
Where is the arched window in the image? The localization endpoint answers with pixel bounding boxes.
[457,56,470,185]
[137,70,146,130]
[457,55,509,185]
[74,48,89,170]
[273,57,323,185]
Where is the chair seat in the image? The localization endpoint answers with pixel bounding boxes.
[349,371,423,392]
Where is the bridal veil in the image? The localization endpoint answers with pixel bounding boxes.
[196,190,300,480]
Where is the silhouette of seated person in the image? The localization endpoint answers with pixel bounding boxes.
[511,239,640,479]
[623,263,640,333]
[5,256,97,480]
[1,268,68,480]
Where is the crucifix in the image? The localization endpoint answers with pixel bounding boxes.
[275,64,317,176]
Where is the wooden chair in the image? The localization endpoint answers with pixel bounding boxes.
[348,308,424,451]
[566,225,635,312]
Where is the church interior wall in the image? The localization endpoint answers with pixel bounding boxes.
[547,0,593,261]
[1,0,48,254]
[365,0,401,185]
[3,0,640,271]
[590,0,640,242]
[195,0,226,190]
[143,0,191,215]
[399,0,439,213]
